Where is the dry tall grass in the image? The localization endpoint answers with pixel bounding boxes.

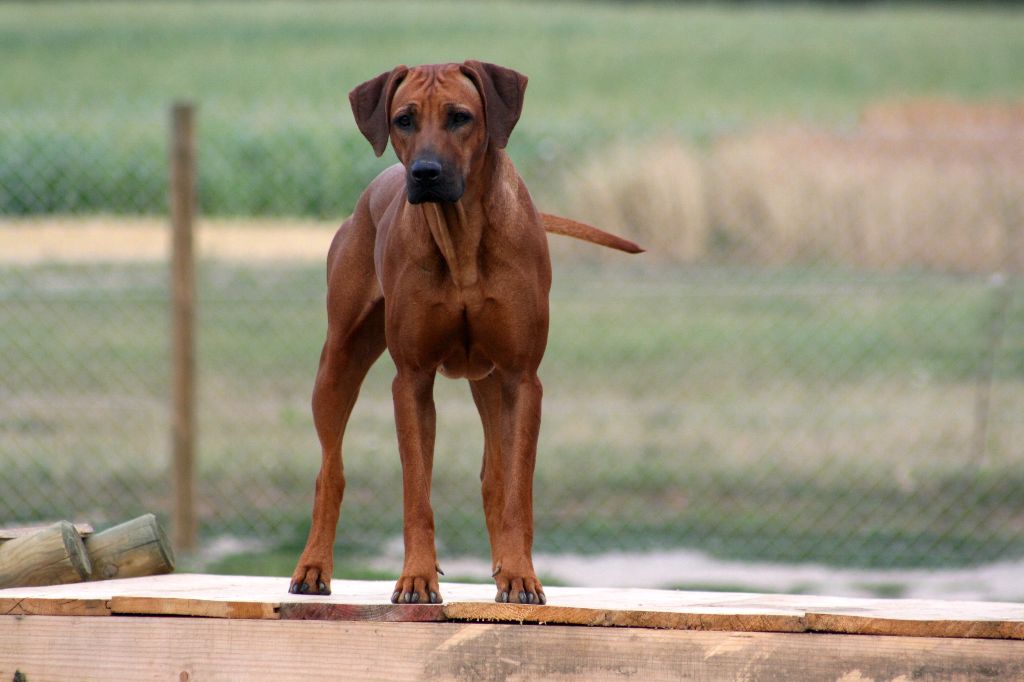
[554,138,708,263]
[552,100,1024,272]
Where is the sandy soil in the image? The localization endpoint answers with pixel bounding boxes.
[0,217,339,264]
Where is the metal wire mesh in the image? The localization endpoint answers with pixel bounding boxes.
[1,101,1022,576]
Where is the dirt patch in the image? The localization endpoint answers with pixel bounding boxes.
[0,217,339,264]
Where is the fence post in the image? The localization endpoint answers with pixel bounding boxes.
[170,102,198,553]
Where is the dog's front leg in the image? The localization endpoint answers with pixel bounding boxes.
[492,371,546,605]
[390,368,443,604]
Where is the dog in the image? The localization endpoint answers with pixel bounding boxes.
[289,61,640,605]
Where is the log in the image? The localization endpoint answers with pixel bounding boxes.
[0,521,91,588]
[84,514,175,581]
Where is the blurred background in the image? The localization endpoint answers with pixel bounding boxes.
[2,1,1022,600]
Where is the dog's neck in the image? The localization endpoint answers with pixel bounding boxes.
[423,201,475,289]
[420,149,505,290]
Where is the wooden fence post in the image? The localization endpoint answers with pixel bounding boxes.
[170,102,198,553]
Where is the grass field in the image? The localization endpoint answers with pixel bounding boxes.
[2,1,1024,217]
[3,259,1022,573]
[5,1,1023,123]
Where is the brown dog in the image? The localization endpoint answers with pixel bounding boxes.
[289,61,640,605]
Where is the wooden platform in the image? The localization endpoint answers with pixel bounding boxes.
[3,574,1024,680]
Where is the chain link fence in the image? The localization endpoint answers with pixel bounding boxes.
[1,100,1022,580]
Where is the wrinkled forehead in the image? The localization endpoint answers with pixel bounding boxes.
[392,64,481,112]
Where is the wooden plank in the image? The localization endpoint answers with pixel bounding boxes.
[112,595,278,619]
[278,601,446,622]
[717,593,1024,640]
[2,573,1024,641]
[109,573,282,619]
[106,576,489,620]
[442,586,807,633]
[803,597,1024,640]
[0,578,116,616]
[0,523,93,542]
[96,576,805,629]
[4,615,1024,682]
[0,595,110,617]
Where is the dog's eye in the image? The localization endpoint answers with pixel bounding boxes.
[449,111,472,128]
[394,114,413,130]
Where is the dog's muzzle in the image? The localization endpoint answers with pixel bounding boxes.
[406,156,465,204]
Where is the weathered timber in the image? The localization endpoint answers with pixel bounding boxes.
[84,514,175,581]
[3,616,1024,682]
[279,601,447,622]
[0,576,118,616]
[1,574,1023,642]
[0,523,93,543]
[0,521,91,588]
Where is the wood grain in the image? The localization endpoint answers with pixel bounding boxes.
[278,601,446,622]
[0,523,93,543]
[4,615,1024,682]
[1,574,1023,641]
[0,521,92,588]
[442,600,806,633]
[84,514,175,581]
[0,576,118,616]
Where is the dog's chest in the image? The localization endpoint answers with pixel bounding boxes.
[379,201,548,377]
[388,255,544,379]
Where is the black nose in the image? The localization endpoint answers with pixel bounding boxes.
[410,159,443,183]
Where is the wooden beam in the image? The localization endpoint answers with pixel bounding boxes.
[169,101,198,554]
[3,616,1024,682]
[0,522,91,589]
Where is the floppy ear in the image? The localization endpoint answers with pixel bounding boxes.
[348,65,409,157]
[460,60,528,149]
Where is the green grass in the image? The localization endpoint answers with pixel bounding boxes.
[4,1,1023,124]
[2,1,1024,216]
[3,262,1022,570]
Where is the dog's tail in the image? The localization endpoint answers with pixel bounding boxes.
[541,213,644,254]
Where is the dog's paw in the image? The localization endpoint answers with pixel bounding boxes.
[289,562,332,595]
[391,569,443,604]
[492,562,546,605]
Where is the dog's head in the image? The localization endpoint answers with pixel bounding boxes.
[349,61,527,204]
